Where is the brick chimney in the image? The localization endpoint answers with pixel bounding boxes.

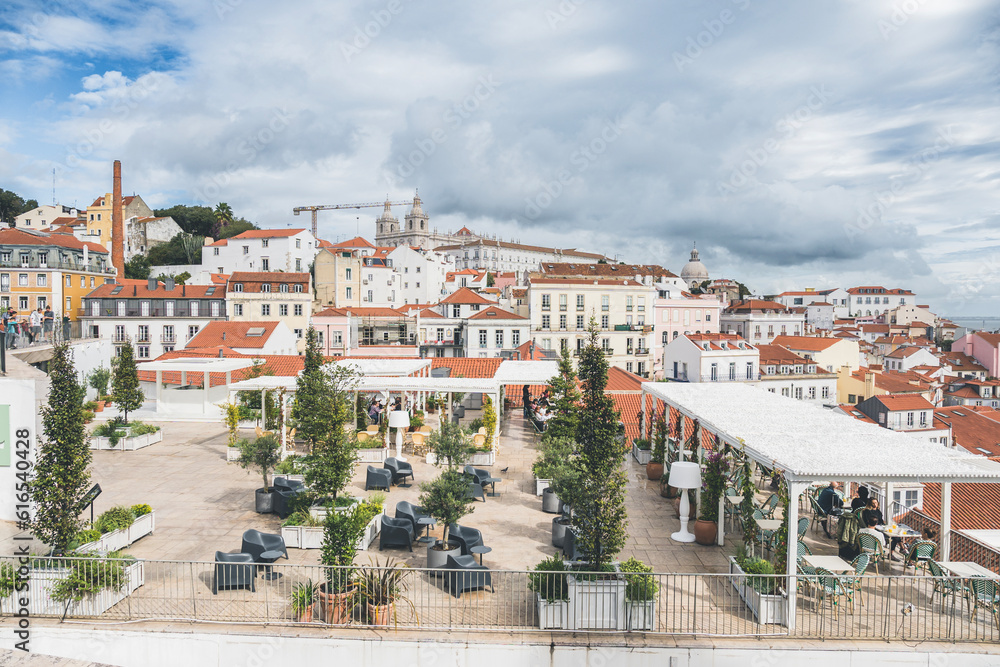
[111,160,125,278]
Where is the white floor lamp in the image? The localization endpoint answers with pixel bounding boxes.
[669,461,701,543]
[388,410,410,461]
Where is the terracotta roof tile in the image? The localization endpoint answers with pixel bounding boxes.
[771,335,842,351]
[186,321,281,349]
[430,357,502,379]
[467,306,526,321]
[231,229,307,239]
[439,287,494,305]
[935,407,1000,457]
[875,394,935,411]
[86,281,221,299]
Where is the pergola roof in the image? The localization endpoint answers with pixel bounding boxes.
[641,382,1000,484]
[493,360,559,384]
[331,358,431,377]
[229,376,298,391]
[228,375,500,394]
[139,358,256,374]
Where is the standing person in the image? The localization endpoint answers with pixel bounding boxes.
[29,307,42,345]
[43,305,54,343]
[818,482,844,538]
[6,312,19,349]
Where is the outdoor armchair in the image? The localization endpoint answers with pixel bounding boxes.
[969,577,1000,629]
[366,465,392,491]
[395,501,429,534]
[448,523,484,556]
[212,551,256,595]
[464,465,490,486]
[444,553,493,599]
[272,476,306,519]
[465,481,486,503]
[928,560,971,612]
[858,533,888,575]
[379,515,415,551]
[902,539,937,574]
[384,457,415,486]
[241,529,288,562]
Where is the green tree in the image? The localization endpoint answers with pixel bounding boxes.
[419,420,475,546]
[486,272,495,287]
[146,234,193,266]
[0,189,38,222]
[29,343,92,554]
[123,255,151,280]
[111,341,145,423]
[214,202,234,238]
[236,434,282,491]
[153,205,216,237]
[572,318,627,568]
[543,346,581,442]
[218,218,257,239]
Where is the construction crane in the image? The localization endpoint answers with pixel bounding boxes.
[293,198,413,238]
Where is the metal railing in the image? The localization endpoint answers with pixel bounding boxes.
[3,556,997,642]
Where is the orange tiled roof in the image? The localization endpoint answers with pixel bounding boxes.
[439,287,494,305]
[137,350,306,387]
[606,366,644,391]
[917,482,1000,530]
[186,321,281,349]
[86,281,221,299]
[467,306,526,321]
[771,335,841,351]
[725,299,789,313]
[430,357,502,379]
[332,236,375,248]
[935,407,1000,457]
[231,228,307,239]
[0,227,107,254]
[227,272,310,292]
[313,307,407,318]
[875,394,935,411]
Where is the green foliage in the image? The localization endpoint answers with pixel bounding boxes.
[218,218,257,239]
[294,328,356,450]
[94,506,135,534]
[29,343,92,554]
[304,431,357,501]
[0,561,15,599]
[0,188,38,222]
[236,435,282,491]
[275,455,304,475]
[419,469,474,547]
[425,395,437,411]
[282,510,323,528]
[544,345,582,441]
[153,204,216,237]
[531,436,575,480]
[465,417,484,433]
[571,318,627,568]
[123,254,151,280]
[633,438,650,450]
[131,503,152,517]
[355,395,368,430]
[127,421,158,436]
[48,552,132,603]
[74,529,101,546]
[81,409,95,424]
[528,553,569,602]
[146,233,199,266]
[486,272,495,287]
[650,413,667,464]
[84,400,98,411]
[320,504,368,593]
[482,395,497,449]
[291,579,320,615]
[620,557,658,601]
[355,556,414,612]
[153,271,190,285]
[237,360,279,428]
[111,341,145,422]
[698,451,730,523]
[219,399,241,446]
[427,420,474,468]
[409,410,424,430]
[770,471,790,577]
[87,366,111,398]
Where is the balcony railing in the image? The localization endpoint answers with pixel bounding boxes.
[161,335,176,344]
[671,372,761,382]
[0,258,113,273]
[4,556,996,642]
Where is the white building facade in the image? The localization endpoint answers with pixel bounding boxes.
[203,229,317,274]
[721,300,806,345]
[226,272,312,353]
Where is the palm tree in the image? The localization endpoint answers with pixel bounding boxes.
[214,202,234,238]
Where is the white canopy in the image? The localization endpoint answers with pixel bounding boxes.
[331,358,431,377]
[641,382,1000,484]
[493,360,559,384]
[139,358,256,374]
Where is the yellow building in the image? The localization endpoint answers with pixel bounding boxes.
[0,228,112,322]
[85,193,153,248]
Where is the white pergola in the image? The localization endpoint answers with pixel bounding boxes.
[141,358,256,417]
[640,382,1000,631]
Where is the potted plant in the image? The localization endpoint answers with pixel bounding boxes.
[355,556,415,627]
[419,420,475,569]
[547,453,582,547]
[631,437,651,465]
[532,436,574,497]
[728,544,785,625]
[235,435,282,513]
[424,395,437,414]
[694,450,729,546]
[88,366,111,409]
[620,557,658,631]
[219,399,241,459]
[291,579,319,623]
[409,410,424,432]
[318,505,367,623]
[528,553,570,630]
[646,415,667,481]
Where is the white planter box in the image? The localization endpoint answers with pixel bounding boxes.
[470,450,495,466]
[536,594,570,630]
[535,478,551,496]
[357,447,388,463]
[90,430,162,451]
[226,447,241,462]
[280,525,301,548]
[567,569,626,630]
[425,452,438,466]
[29,560,144,617]
[728,557,787,625]
[288,511,381,550]
[625,600,656,631]
[127,511,155,544]
[631,443,652,465]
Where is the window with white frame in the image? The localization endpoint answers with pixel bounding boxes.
[188,325,199,339]
[541,294,550,310]
[511,329,520,347]
[294,304,303,316]
[190,301,200,317]
[279,304,288,316]
[496,330,504,348]
[262,304,271,316]
[479,329,487,348]
[541,315,550,329]
[233,303,243,316]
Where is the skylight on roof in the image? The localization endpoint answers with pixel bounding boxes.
[246,327,266,337]
[206,287,216,296]
[110,286,123,294]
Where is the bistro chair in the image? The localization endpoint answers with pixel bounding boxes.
[969,577,1000,630]
[858,533,888,575]
[751,508,774,556]
[809,495,830,534]
[814,567,854,614]
[356,431,371,444]
[845,553,870,608]
[903,539,937,575]
[927,560,971,612]
[759,494,781,519]
[797,516,809,538]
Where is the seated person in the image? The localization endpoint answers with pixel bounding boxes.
[859,515,886,549]
[536,407,553,423]
[862,498,884,527]
[817,482,843,538]
[851,486,870,511]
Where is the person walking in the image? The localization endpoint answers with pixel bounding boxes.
[6,311,19,350]
[29,307,42,345]
[43,305,55,343]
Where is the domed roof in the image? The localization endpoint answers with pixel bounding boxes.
[680,243,709,286]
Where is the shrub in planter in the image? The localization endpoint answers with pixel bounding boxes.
[355,556,415,627]
[76,529,101,545]
[695,450,729,545]
[87,366,111,401]
[409,410,424,431]
[275,456,305,476]
[529,553,570,603]
[318,504,367,623]
[49,551,133,605]
[131,504,152,518]
[94,506,135,534]
[84,400,98,412]
[621,557,657,601]
[532,436,575,483]
[127,421,159,437]
[291,579,319,622]
[633,438,650,451]
[81,409,95,424]
[235,435,282,513]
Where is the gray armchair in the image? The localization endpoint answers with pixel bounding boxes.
[241,529,288,562]
[445,553,493,599]
[366,465,392,491]
[384,457,414,486]
[395,501,429,533]
[213,551,256,594]
[272,477,306,519]
[379,515,415,551]
[464,465,490,486]
[448,523,483,556]
[465,481,486,502]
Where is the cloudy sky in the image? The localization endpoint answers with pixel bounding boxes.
[1,0,998,315]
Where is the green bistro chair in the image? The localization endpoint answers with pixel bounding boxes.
[797,516,810,539]
[845,553,870,608]
[724,487,741,531]
[858,533,888,575]
[759,493,781,519]
[752,508,775,555]
[927,560,971,613]
[809,495,830,534]
[796,539,812,564]
[903,539,937,575]
[969,577,1000,630]
[814,567,854,614]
